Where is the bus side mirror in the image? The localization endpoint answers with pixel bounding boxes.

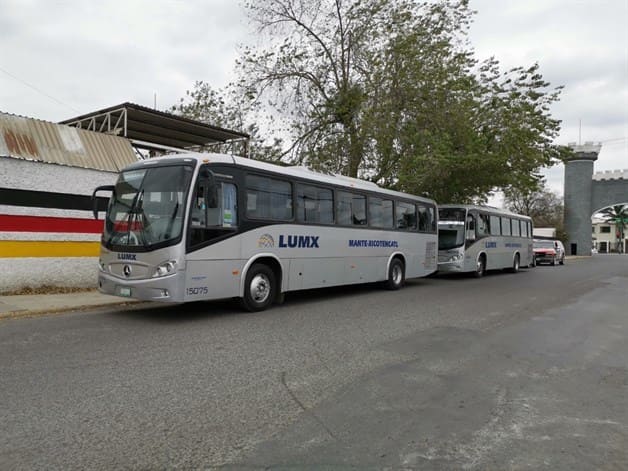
[91,185,114,219]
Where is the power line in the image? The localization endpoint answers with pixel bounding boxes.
[0,66,80,114]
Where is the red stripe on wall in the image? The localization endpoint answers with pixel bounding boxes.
[0,214,104,233]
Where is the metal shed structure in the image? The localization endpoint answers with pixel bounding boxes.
[59,102,250,154]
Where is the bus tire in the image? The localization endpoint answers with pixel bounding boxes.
[510,253,520,273]
[474,255,486,278]
[240,264,276,312]
[385,258,405,290]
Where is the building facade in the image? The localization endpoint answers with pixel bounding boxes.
[0,112,137,293]
[592,218,626,253]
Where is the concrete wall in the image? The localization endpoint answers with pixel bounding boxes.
[591,180,628,213]
[0,157,117,292]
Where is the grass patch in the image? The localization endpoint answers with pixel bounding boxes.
[1,286,96,296]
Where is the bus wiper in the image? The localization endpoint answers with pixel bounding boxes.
[164,200,179,240]
[126,189,150,248]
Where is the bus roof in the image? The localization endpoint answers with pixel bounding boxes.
[438,204,532,220]
[124,152,437,204]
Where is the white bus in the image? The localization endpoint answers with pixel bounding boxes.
[437,205,534,277]
[92,153,438,311]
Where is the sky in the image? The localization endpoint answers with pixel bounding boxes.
[1,0,627,201]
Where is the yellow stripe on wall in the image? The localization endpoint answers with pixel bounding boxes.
[0,241,101,258]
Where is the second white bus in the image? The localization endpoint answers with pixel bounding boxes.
[437,205,534,277]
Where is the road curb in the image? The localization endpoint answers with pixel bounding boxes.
[0,300,146,321]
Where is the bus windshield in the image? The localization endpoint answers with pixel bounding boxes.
[438,227,465,250]
[438,208,466,222]
[104,165,194,249]
[438,208,466,250]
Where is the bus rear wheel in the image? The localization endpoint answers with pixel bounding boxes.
[384,258,405,290]
[241,264,276,312]
[510,254,520,273]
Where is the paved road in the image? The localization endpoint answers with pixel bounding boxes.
[1,255,627,469]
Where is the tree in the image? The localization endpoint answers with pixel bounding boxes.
[169,81,284,162]
[598,204,628,253]
[238,0,565,202]
[504,182,566,240]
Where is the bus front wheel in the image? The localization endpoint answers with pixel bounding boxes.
[241,264,276,312]
[474,256,486,278]
[385,258,405,290]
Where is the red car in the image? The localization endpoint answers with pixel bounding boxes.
[533,239,562,266]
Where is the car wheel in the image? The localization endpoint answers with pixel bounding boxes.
[385,258,405,290]
[240,264,276,312]
[551,256,556,266]
[559,255,565,265]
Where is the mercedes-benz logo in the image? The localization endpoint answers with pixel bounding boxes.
[123,265,132,277]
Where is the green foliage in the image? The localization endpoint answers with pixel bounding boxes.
[504,182,566,239]
[598,204,628,251]
[169,81,284,162]
[237,0,564,202]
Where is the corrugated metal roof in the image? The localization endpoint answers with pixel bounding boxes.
[0,111,137,172]
[60,102,250,151]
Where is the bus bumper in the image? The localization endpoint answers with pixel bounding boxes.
[437,261,464,273]
[98,271,185,303]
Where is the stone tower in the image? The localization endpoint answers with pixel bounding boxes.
[563,142,601,255]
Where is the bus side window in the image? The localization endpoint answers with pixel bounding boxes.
[477,213,490,237]
[192,183,207,227]
[220,183,237,227]
[512,219,520,237]
[466,214,476,240]
[396,201,417,231]
[417,203,436,233]
[417,204,428,232]
[189,180,238,248]
[501,217,511,236]
[489,215,500,235]
[369,197,383,228]
[370,198,394,229]
[246,175,292,221]
[337,191,366,226]
[297,184,333,224]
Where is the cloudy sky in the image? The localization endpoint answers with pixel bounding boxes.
[1,0,627,198]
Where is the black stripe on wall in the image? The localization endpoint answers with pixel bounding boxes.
[0,188,109,212]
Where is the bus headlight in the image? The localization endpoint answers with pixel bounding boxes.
[98,259,106,271]
[449,253,463,262]
[153,261,177,278]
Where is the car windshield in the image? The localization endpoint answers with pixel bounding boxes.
[534,240,555,249]
[104,165,194,249]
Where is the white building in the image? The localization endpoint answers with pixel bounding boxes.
[592,217,626,253]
